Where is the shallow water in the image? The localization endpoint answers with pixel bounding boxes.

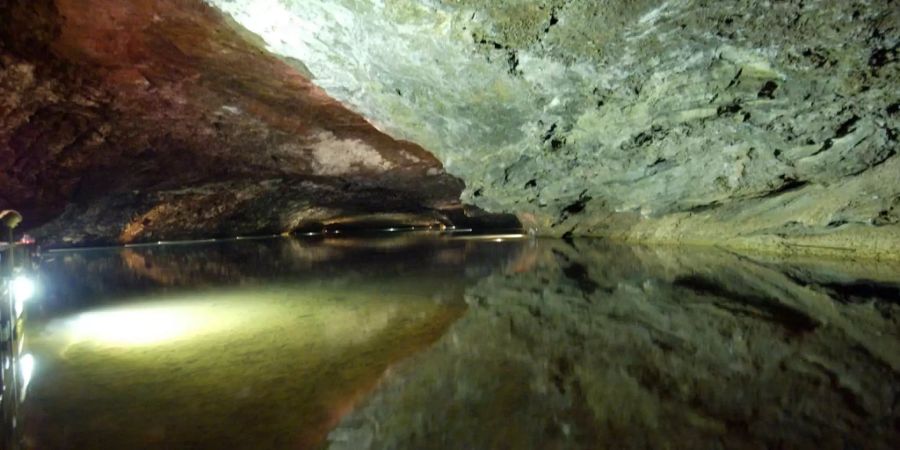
[2,234,899,449]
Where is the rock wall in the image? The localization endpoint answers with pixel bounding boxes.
[0,0,468,246]
[209,0,900,258]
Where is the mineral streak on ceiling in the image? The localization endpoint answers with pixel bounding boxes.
[0,0,473,246]
[206,0,900,259]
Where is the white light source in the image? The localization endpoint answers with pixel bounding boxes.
[11,275,35,318]
[11,275,35,303]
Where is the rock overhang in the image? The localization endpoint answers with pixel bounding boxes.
[205,0,900,258]
[1,0,507,247]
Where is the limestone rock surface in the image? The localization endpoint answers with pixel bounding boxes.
[0,0,470,246]
[209,0,900,257]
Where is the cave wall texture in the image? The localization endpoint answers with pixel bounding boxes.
[0,0,467,246]
[208,0,900,258]
[2,0,899,256]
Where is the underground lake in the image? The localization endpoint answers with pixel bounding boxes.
[1,1,899,447]
[1,233,898,449]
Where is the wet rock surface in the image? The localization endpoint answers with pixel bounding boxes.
[327,239,900,450]
[0,0,473,246]
[210,0,900,257]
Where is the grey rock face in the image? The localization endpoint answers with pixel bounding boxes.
[209,0,900,257]
[326,239,900,450]
[0,0,475,245]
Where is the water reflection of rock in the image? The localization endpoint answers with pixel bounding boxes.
[24,289,466,450]
[328,240,900,450]
[23,235,539,450]
[37,235,526,311]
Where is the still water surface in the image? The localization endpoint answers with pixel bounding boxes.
[5,234,900,449]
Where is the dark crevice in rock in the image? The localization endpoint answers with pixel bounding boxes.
[873,208,898,226]
[673,275,820,334]
[885,126,898,143]
[757,80,779,99]
[550,137,566,151]
[506,50,521,76]
[725,68,743,89]
[816,138,834,155]
[759,177,809,199]
[562,261,600,296]
[542,123,558,142]
[887,102,900,116]
[623,125,667,152]
[868,43,898,72]
[686,201,722,214]
[474,36,507,51]
[543,6,562,34]
[716,102,743,117]
[802,48,835,68]
[834,115,861,139]
[646,157,674,175]
[844,148,897,178]
[541,122,567,151]
[786,274,900,319]
[633,130,654,146]
[561,191,591,217]
[819,280,900,306]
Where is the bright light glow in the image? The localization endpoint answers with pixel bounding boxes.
[68,307,205,346]
[53,297,273,348]
[452,233,527,241]
[20,353,34,396]
[12,275,35,303]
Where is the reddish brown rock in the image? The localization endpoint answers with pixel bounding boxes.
[0,0,470,246]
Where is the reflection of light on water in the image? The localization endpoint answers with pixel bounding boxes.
[12,275,35,302]
[15,296,25,319]
[12,275,36,318]
[64,304,217,346]
[452,233,527,241]
[20,353,34,399]
[52,293,360,349]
